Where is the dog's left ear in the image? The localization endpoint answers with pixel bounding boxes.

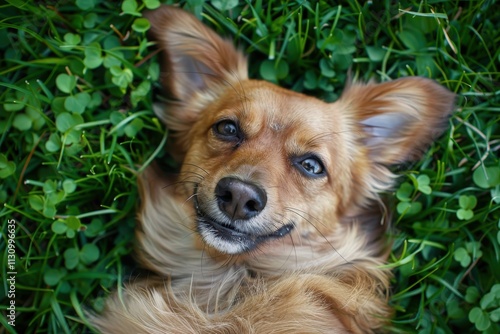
[144,5,247,159]
[144,6,247,121]
[339,77,455,165]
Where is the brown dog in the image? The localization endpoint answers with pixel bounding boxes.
[90,5,455,333]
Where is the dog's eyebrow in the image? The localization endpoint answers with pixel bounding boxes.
[304,132,337,146]
[285,138,328,159]
[287,134,334,155]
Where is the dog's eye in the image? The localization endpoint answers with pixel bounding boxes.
[301,158,323,174]
[294,155,326,178]
[214,120,239,139]
[213,120,241,141]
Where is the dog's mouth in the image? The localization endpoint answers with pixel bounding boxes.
[194,197,294,254]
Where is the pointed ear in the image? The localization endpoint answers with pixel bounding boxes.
[340,77,455,165]
[145,5,247,102]
[144,6,247,159]
[144,6,247,135]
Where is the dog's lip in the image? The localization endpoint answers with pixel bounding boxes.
[194,194,294,252]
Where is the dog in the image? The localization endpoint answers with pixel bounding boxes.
[90,5,455,333]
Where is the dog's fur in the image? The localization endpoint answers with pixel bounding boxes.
[90,5,455,333]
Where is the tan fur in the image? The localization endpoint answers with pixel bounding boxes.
[89,5,455,333]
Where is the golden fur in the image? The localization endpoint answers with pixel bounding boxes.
[90,5,455,333]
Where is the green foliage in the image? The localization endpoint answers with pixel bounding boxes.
[0,0,164,332]
[457,195,478,220]
[1,1,499,333]
[0,154,16,179]
[469,284,500,332]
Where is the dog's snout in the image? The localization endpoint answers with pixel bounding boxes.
[215,177,267,220]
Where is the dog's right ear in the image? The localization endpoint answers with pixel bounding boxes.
[145,5,247,144]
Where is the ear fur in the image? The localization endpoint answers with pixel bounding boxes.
[340,77,455,165]
[144,5,248,158]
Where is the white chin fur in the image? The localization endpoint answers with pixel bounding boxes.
[198,225,251,254]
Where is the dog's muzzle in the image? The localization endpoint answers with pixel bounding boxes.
[194,178,294,254]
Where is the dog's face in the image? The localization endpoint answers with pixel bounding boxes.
[182,80,354,253]
[145,6,455,255]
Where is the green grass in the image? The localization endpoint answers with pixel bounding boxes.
[1,0,499,333]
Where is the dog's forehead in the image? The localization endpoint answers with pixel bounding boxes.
[234,81,335,132]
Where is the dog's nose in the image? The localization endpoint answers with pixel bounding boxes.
[215,177,267,221]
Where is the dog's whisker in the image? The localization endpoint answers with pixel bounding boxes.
[284,207,351,265]
[181,192,201,209]
[177,170,206,181]
[161,174,204,186]
[270,217,300,271]
[286,220,300,270]
[183,162,210,176]
[284,207,328,230]
[162,179,202,190]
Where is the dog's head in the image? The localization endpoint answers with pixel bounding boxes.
[145,6,455,255]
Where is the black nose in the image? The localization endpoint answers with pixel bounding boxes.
[215,177,267,221]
